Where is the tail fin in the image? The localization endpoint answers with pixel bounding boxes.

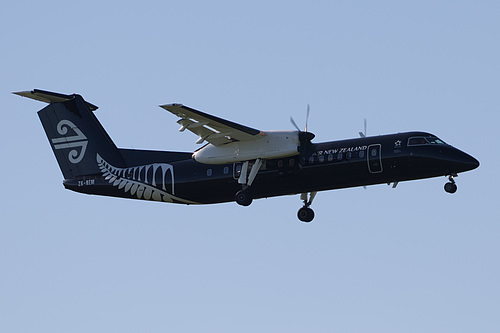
[15,89,125,179]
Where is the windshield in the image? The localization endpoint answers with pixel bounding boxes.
[426,136,446,144]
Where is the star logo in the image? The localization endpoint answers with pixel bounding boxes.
[394,140,402,148]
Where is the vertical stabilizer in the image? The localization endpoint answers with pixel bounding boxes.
[16,90,125,179]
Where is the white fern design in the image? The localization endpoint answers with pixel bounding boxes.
[96,154,198,204]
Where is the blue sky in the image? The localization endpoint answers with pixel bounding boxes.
[1,1,499,332]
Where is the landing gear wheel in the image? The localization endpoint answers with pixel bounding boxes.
[298,207,315,223]
[235,190,253,206]
[444,182,457,194]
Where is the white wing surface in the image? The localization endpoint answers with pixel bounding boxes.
[160,104,263,146]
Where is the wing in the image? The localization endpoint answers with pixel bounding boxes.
[160,104,263,146]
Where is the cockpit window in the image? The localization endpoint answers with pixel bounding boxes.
[408,136,446,146]
[426,137,446,144]
[408,137,428,146]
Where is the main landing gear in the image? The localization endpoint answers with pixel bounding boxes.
[444,174,458,194]
[235,188,252,206]
[298,191,317,223]
[235,159,263,207]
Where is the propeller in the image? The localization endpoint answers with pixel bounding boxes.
[290,104,315,141]
[305,103,310,132]
[290,116,301,132]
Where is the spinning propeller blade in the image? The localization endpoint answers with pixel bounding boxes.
[305,104,310,132]
[291,104,311,132]
[290,116,301,132]
[291,104,315,141]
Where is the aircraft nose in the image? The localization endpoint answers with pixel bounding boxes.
[465,153,480,170]
[453,149,480,172]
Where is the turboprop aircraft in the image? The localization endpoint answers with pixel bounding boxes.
[15,89,479,222]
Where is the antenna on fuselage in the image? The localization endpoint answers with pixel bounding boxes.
[359,118,367,138]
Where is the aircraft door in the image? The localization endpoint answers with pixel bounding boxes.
[367,144,383,173]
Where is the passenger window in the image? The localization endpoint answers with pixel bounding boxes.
[319,155,325,163]
[337,153,343,160]
[359,150,365,158]
[328,154,333,162]
[234,165,241,177]
[346,152,352,160]
[309,156,315,164]
[223,167,229,175]
[207,169,213,176]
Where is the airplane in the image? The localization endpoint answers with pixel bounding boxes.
[14,89,479,222]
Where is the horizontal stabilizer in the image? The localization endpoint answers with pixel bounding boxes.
[14,89,98,111]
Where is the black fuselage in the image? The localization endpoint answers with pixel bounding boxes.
[63,131,479,205]
[15,90,479,222]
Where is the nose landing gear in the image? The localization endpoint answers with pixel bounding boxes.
[444,174,458,194]
[298,191,317,222]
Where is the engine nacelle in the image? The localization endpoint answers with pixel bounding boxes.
[192,130,300,164]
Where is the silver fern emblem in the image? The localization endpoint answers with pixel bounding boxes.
[96,154,197,204]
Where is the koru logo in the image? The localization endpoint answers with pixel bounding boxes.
[51,120,88,164]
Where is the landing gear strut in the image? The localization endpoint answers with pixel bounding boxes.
[235,159,262,206]
[444,174,458,194]
[298,192,317,222]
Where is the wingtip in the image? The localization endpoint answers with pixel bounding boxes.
[160,103,184,107]
[12,90,34,97]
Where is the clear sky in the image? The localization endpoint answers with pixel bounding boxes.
[1,1,498,332]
